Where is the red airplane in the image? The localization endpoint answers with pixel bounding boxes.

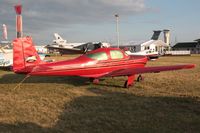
[13,37,195,88]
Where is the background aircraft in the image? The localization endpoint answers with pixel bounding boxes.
[53,33,84,48]
[0,48,13,67]
[46,33,110,55]
[12,37,194,88]
[123,30,167,57]
[126,50,159,60]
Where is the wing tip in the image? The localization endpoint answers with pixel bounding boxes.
[186,64,195,69]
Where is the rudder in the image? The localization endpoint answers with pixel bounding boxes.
[13,37,42,73]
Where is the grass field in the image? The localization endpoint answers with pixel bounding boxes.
[0,55,200,133]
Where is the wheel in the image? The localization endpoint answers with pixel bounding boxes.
[137,75,144,82]
[124,81,128,88]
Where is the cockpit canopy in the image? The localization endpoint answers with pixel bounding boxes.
[86,48,127,61]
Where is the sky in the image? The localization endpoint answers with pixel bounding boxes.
[0,0,200,45]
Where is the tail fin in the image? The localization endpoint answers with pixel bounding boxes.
[54,33,64,40]
[13,37,42,73]
[151,30,162,40]
[53,33,67,45]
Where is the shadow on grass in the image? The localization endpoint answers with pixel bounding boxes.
[0,74,90,86]
[0,67,12,71]
[0,89,200,133]
[0,74,125,87]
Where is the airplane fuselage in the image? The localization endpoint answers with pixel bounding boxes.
[29,55,147,78]
[16,48,148,78]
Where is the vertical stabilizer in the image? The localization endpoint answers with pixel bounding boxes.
[151,30,162,40]
[13,37,41,73]
[53,33,67,45]
[54,33,64,40]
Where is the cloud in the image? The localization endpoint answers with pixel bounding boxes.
[0,0,149,43]
[23,0,147,24]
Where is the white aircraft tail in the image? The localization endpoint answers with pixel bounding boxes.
[53,33,67,45]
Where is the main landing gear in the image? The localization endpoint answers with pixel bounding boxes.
[124,75,135,88]
[90,75,144,88]
[124,75,144,88]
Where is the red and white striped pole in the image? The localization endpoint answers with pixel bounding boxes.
[14,4,23,38]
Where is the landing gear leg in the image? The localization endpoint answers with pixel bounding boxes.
[124,75,135,88]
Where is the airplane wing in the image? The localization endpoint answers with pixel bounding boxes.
[99,64,195,78]
[46,46,84,54]
[46,46,80,51]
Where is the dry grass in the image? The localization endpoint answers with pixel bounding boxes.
[0,55,200,133]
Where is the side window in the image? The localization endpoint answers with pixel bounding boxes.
[86,52,108,60]
[110,50,124,59]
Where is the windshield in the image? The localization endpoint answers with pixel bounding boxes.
[110,50,124,59]
[86,52,108,60]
